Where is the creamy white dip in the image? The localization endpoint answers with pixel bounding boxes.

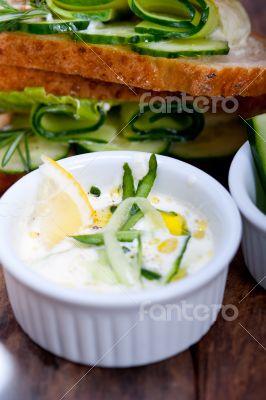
[17,186,214,293]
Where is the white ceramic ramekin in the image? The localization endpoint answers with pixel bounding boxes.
[0,152,241,367]
[229,142,266,290]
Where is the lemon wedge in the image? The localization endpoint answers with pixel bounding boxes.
[31,156,94,248]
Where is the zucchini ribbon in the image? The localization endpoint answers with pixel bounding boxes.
[31,102,106,140]
[31,100,204,144]
[45,0,130,22]
[121,102,204,142]
[130,0,219,38]
[0,0,48,31]
[0,87,204,170]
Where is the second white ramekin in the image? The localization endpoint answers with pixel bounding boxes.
[0,152,242,367]
[229,142,266,290]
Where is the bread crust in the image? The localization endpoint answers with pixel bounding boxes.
[0,65,265,117]
[0,32,265,97]
[0,65,147,100]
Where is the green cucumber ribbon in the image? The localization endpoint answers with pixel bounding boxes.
[45,0,130,22]
[0,87,204,169]
[31,102,105,140]
[129,0,219,39]
[104,196,166,286]
[1,0,220,42]
[120,102,204,142]
[0,87,108,141]
[0,87,204,143]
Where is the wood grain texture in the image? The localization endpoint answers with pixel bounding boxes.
[192,251,266,400]
[0,1,266,399]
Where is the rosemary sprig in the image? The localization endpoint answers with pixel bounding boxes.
[0,0,48,31]
[0,0,14,10]
[1,132,24,167]
[0,135,14,150]
[0,0,46,12]
[24,130,32,171]
[0,129,32,171]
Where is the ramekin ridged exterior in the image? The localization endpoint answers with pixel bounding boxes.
[229,143,266,290]
[3,268,228,367]
[0,152,242,367]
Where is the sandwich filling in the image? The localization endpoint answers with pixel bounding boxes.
[0,1,251,58]
[0,87,246,174]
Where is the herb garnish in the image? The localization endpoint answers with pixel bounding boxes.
[90,186,101,197]
[0,129,32,171]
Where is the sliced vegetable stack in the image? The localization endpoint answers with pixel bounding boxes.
[0,0,244,58]
[0,87,246,173]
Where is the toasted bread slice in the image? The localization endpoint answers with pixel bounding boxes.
[0,32,265,97]
[0,64,265,118]
[0,65,148,100]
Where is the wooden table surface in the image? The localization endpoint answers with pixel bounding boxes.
[0,1,266,399]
